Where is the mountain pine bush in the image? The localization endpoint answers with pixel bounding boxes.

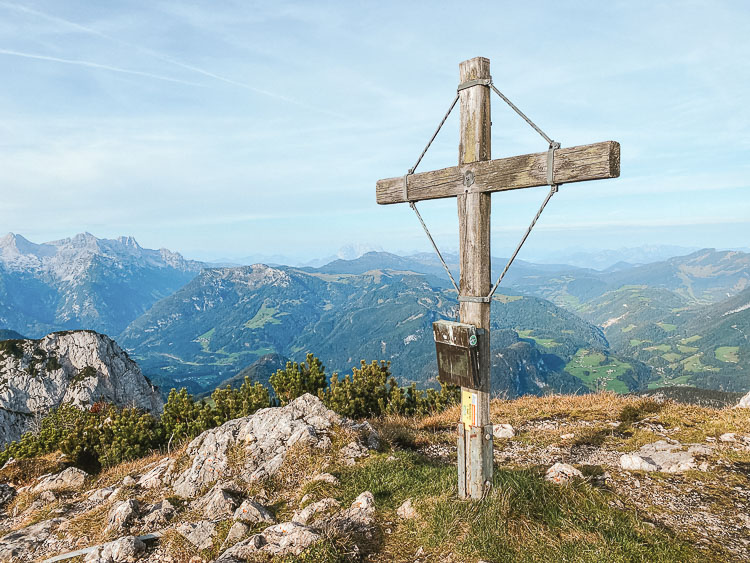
[269,353,327,405]
[322,360,393,418]
[322,359,458,418]
[161,388,215,445]
[212,377,271,421]
[0,353,456,473]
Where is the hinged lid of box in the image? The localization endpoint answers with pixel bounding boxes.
[433,320,483,389]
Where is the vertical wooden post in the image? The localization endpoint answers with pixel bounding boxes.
[457,56,493,499]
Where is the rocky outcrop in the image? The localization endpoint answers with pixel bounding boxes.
[0,518,65,560]
[619,440,702,473]
[738,390,750,408]
[32,467,88,493]
[0,331,162,444]
[218,521,322,560]
[84,536,146,563]
[169,393,341,498]
[545,463,584,485]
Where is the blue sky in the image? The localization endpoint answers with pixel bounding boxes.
[0,1,748,262]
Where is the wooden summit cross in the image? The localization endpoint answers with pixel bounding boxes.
[375,57,620,499]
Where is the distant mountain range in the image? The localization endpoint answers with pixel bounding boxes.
[119,263,614,396]
[0,233,748,397]
[0,233,203,337]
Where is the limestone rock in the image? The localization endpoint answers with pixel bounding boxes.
[339,441,369,466]
[170,394,341,498]
[89,486,118,502]
[192,483,240,519]
[0,331,162,445]
[397,498,417,519]
[639,441,696,473]
[218,521,321,560]
[136,460,169,489]
[234,498,274,524]
[33,467,88,493]
[493,423,515,439]
[142,499,175,528]
[84,535,146,563]
[107,499,139,533]
[0,483,16,509]
[720,432,736,442]
[122,476,136,487]
[328,491,376,535]
[292,498,339,525]
[737,390,750,408]
[221,521,251,550]
[620,441,697,473]
[620,454,659,472]
[351,420,380,450]
[177,520,216,551]
[0,517,64,560]
[544,463,583,485]
[310,472,339,486]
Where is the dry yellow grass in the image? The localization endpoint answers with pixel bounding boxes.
[63,499,117,545]
[94,450,174,488]
[0,452,67,486]
[417,392,750,436]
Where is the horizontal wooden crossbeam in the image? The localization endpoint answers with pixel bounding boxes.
[376,141,620,205]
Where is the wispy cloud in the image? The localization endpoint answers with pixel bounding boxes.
[0,48,206,86]
[0,0,348,119]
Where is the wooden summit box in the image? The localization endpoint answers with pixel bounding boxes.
[433,320,483,389]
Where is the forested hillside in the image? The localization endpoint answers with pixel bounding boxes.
[118,261,651,397]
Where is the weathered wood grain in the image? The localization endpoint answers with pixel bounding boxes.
[376,140,620,205]
[457,56,492,500]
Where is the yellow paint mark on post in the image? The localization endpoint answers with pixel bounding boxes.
[461,389,477,427]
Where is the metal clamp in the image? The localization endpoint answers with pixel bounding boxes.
[458,295,491,303]
[457,77,492,92]
[547,141,560,187]
[402,169,413,202]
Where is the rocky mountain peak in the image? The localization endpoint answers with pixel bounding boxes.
[116,235,142,249]
[210,264,292,289]
[0,330,162,445]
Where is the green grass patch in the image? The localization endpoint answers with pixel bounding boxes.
[681,354,719,373]
[662,353,683,363]
[622,324,637,333]
[714,346,739,363]
[194,328,215,352]
[244,303,289,329]
[680,335,702,344]
[629,339,649,347]
[516,329,560,348]
[564,350,630,393]
[657,322,677,332]
[645,344,672,353]
[677,345,698,354]
[334,452,709,562]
